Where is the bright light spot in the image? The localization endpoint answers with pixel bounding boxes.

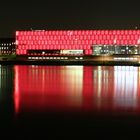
[114,38,116,44]
[15,40,18,45]
[16,31,19,36]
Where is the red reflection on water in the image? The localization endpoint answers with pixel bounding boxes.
[14,66,20,114]
[14,65,140,114]
[14,65,83,113]
[82,66,115,111]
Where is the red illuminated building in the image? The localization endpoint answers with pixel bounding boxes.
[16,30,140,57]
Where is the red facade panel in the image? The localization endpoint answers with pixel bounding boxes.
[16,30,140,55]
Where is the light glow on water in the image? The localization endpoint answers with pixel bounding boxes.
[13,65,140,114]
[114,66,138,108]
[14,66,20,114]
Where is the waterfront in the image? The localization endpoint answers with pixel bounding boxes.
[1,65,140,138]
[1,54,140,66]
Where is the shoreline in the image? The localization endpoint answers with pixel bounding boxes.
[0,60,140,66]
[1,54,140,66]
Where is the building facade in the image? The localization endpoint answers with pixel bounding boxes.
[0,38,15,55]
[16,30,140,57]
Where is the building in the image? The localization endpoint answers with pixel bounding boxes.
[15,30,140,60]
[0,38,16,55]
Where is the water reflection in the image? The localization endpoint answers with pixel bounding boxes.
[0,65,13,98]
[14,65,140,114]
[0,65,14,118]
[14,65,84,113]
[114,66,138,108]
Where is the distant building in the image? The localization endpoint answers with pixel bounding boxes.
[15,30,140,60]
[0,38,16,55]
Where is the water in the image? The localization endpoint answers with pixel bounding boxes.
[1,65,140,138]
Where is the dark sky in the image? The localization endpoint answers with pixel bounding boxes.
[1,0,140,37]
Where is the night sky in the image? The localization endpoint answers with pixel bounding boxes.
[1,0,140,37]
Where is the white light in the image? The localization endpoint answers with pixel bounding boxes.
[16,40,18,45]
[134,58,137,60]
[138,38,140,44]
[114,38,117,44]
[16,31,19,36]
